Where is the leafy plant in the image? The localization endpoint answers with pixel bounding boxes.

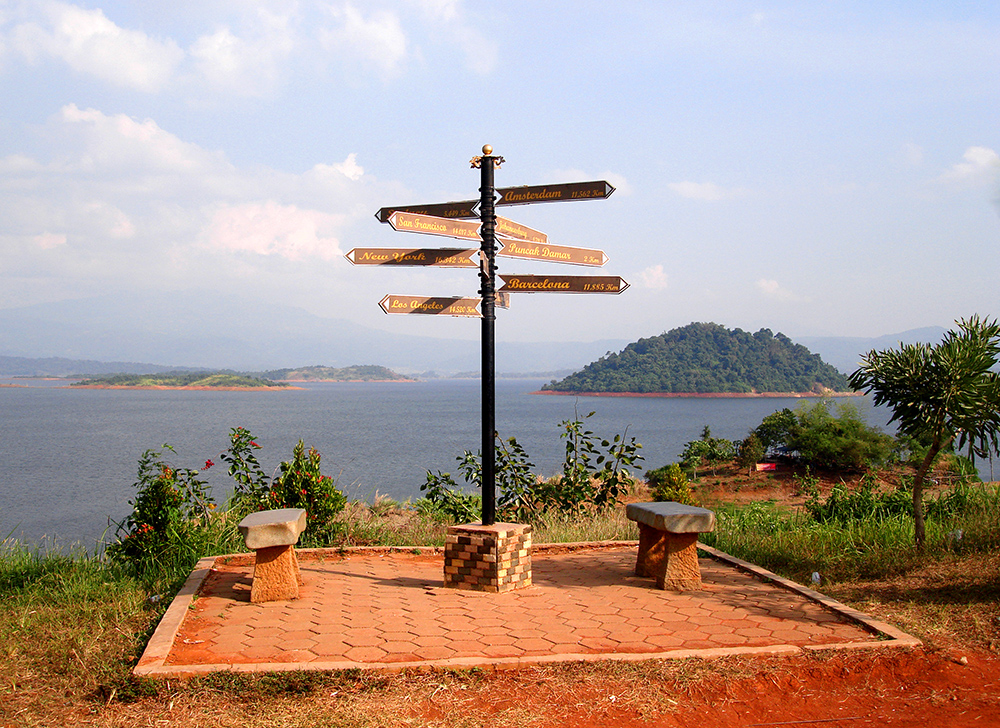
[419,470,482,523]
[219,426,271,512]
[536,412,643,514]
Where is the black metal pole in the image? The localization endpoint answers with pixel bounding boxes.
[479,146,497,526]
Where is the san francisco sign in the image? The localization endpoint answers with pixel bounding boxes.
[388,212,481,243]
[498,274,628,293]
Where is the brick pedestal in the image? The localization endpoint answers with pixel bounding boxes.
[444,523,532,593]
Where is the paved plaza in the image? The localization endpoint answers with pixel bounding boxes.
[136,543,919,677]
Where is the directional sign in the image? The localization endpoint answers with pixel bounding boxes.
[498,274,629,294]
[497,239,608,267]
[345,248,477,267]
[379,295,481,317]
[495,216,547,244]
[495,181,615,207]
[388,212,481,243]
[375,200,479,224]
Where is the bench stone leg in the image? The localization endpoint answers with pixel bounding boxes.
[250,545,301,603]
[636,523,703,591]
[635,522,660,577]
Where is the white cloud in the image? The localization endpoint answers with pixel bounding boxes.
[55,104,227,174]
[667,181,745,201]
[330,153,365,181]
[756,278,806,302]
[901,142,924,167]
[639,264,668,290]
[939,146,1000,184]
[189,8,294,96]
[320,4,408,78]
[34,232,66,249]
[10,1,183,92]
[201,202,344,261]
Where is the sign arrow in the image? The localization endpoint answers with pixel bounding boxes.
[498,274,629,294]
[375,199,479,224]
[495,216,547,244]
[388,212,482,243]
[497,239,608,267]
[495,181,615,207]
[379,295,482,317]
[345,248,478,267]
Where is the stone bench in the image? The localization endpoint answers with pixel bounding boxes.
[625,502,716,591]
[237,508,307,603]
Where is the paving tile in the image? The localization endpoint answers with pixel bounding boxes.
[144,545,913,677]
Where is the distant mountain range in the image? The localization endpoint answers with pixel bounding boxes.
[0,291,626,375]
[0,291,948,378]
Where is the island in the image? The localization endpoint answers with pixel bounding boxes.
[71,372,291,390]
[258,365,414,382]
[539,322,853,396]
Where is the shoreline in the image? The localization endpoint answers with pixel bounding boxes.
[531,390,863,399]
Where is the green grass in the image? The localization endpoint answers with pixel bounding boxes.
[700,482,1000,583]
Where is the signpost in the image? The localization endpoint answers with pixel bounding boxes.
[495,216,547,244]
[345,247,478,267]
[379,295,481,317]
[498,274,628,293]
[495,180,615,206]
[387,211,481,242]
[369,147,622,527]
[375,200,478,223]
[497,240,609,267]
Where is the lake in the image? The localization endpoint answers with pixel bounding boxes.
[0,378,903,548]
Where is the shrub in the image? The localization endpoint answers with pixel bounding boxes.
[107,446,217,578]
[267,440,347,544]
[644,463,695,504]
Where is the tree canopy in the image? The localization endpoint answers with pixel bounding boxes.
[542,322,851,394]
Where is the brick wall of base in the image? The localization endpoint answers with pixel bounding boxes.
[444,523,532,593]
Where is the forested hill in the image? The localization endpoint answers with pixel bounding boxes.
[541,323,852,394]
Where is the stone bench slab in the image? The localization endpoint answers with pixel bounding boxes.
[625,502,716,534]
[238,508,307,549]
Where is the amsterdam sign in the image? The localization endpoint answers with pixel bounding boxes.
[495,181,615,207]
[345,247,477,267]
[388,211,481,242]
[379,295,481,317]
[498,274,629,294]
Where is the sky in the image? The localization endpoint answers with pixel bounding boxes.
[0,0,998,348]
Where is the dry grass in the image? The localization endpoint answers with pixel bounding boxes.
[824,551,1000,652]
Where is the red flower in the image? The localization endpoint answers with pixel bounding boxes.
[250,441,260,448]
[204,459,215,469]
